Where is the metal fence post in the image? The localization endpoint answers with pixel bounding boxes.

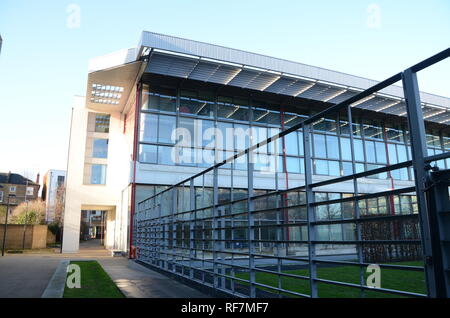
[402,67,437,297]
[247,149,256,297]
[303,123,318,297]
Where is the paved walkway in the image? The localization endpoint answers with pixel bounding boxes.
[0,240,209,298]
[99,258,208,298]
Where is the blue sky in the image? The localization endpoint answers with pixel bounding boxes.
[0,0,449,180]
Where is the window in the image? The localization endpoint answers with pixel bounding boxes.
[26,187,34,196]
[179,90,215,118]
[217,96,250,122]
[95,114,110,133]
[286,157,301,174]
[326,135,339,159]
[284,132,299,156]
[90,164,107,185]
[9,186,16,193]
[92,138,108,158]
[142,85,176,113]
[57,176,65,187]
[139,113,158,143]
[158,146,175,165]
[158,115,176,144]
[313,134,326,158]
[365,140,376,163]
[353,139,364,161]
[139,144,157,164]
[315,159,328,175]
[0,191,3,202]
[362,120,383,140]
[340,138,352,161]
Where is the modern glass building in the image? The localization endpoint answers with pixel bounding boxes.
[62,31,450,297]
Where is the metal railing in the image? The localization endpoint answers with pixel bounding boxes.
[134,48,450,298]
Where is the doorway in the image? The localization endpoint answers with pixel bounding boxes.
[80,210,107,247]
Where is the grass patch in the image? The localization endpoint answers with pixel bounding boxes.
[63,261,124,298]
[236,261,426,298]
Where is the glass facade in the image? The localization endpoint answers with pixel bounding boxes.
[139,84,450,180]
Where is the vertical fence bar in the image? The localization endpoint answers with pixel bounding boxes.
[402,67,436,297]
[347,106,365,296]
[212,166,220,289]
[189,179,195,279]
[247,149,256,297]
[303,123,317,297]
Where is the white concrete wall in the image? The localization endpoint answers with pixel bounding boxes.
[62,95,134,253]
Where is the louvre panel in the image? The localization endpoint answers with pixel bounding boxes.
[143,53,450,124]
[166,58,198,78]
[146,54,173,75]
[327,90,356,104]
[207,66,241,84]
[227,70,260,87]
[279,80,312,96]
[264,77,297,94]
[188,62,220,81]
[383,103,407,116]
[431,112,450,124]
[297,84,329,99]
[310,86,343,101]
[245,73,279,91]
[357,97,389,111]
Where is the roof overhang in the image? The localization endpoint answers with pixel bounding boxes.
[85,60,143,113]
[84,31,450,124]
[144,49,450,125]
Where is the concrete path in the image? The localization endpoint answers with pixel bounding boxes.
[0,254,62,297]
[0,240,208,298]
[99,258,209,298]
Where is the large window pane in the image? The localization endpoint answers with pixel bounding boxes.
[139,144,157,164]
[328,160,340,176]
[397,144,408,162]
[158,146,174,165]
[365,140,376,163]
[217,121,234,151]
[90,164,107,184]
[140,113,158,143]
[298,131,304,156]
[285,132,299,156]
[326,135,339,159]
[92,138,108,158]
[158,115,176,144]
[286,157,300,174]
[314,134,326,158]
[340,138,352,161]
[180,90,215,118]
[387,143,398,164]
[375,142,387,164]
[315,159,328,175]
[353,139,364,161]
[143,86,176,112]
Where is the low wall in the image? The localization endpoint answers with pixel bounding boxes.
[0,224,50,249]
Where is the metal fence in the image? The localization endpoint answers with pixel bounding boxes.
[134,48,450,298]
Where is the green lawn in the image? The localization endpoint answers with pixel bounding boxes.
[236,261,426,298]
[63,261,125,298]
